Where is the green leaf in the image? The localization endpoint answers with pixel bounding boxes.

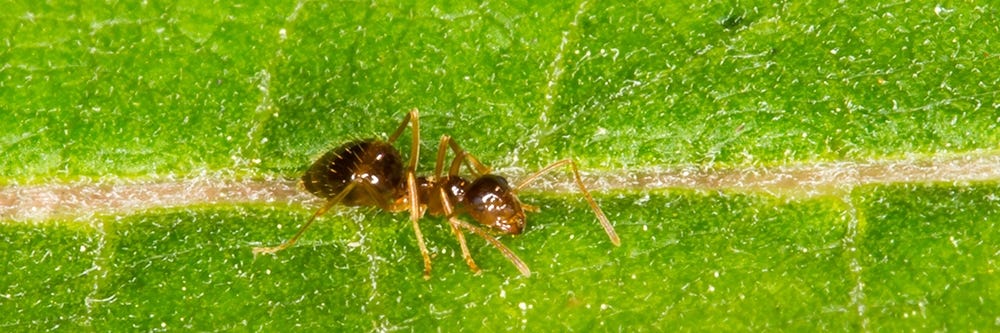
[2,0,999,331]
[857,184,1000,329]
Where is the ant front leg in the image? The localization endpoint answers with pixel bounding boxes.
[432,136,529,276]
[440,188,531,277]
[515,159,621,246]
[437,187,481,275]
[431,135,482,274]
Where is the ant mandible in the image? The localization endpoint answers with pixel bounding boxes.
[253,109,620,279]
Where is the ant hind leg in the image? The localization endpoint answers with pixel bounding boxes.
[253,182,358,255]
[387,108,420,173]
[386,108,433,278]
[394,109,433,279]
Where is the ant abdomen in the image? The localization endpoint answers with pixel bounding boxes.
[301,140,404,207]
[465,175,526,235]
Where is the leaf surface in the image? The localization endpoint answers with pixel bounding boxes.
[2,1,999,331]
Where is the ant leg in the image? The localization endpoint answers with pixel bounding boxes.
[521,203,540,213]
[387,108,420,173]
[432,135,484,274]
[433,167,527,276]
[514,159,621,246]
[389,108,432,278]
[437,135,491,176]
[437,186,480,274]
[385,108,431,278]
[408,171,433,280]
[253,182,358,255]
[387,108,417,143]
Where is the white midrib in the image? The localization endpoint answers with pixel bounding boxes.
[2,152,998,222]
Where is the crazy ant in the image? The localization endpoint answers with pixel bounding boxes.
[253,109,620,278]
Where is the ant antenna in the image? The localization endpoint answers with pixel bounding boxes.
[515,159,620,246]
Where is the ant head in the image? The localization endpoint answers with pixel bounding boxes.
[466,174,525,235]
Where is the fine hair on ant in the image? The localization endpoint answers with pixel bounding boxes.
[253,109,620,278]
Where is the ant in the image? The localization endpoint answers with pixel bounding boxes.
[253,109,620,278]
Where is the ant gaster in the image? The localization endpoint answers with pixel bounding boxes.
[253,109,620,278]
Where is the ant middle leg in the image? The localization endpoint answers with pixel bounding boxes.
[437,187,481,275]
[438,184,530,277]
[407,172,433,280]
[514,159,621,246]
[431,135,529,275]
[431,135,482,274]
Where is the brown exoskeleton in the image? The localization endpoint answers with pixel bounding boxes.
[253,109,620,278]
